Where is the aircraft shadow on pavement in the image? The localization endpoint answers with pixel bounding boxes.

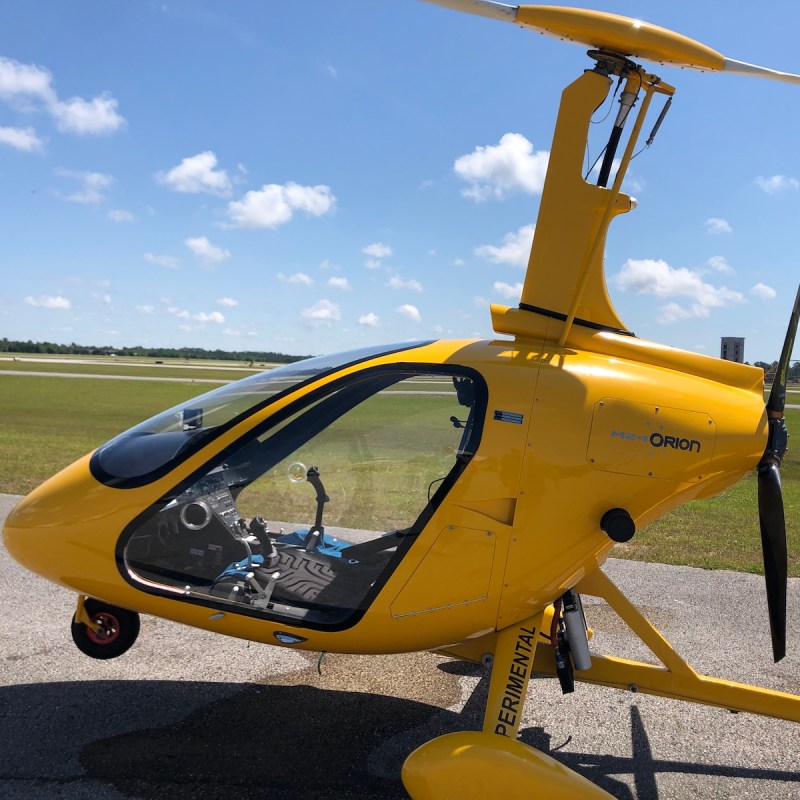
[1,676,799,799]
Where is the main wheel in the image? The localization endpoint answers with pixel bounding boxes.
[71,599,140,660]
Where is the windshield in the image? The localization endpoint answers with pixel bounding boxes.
[90,341,433,487]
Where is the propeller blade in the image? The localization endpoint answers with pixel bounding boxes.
[758,457,788,662]
[767,284,800,414]
[756,285,798,663]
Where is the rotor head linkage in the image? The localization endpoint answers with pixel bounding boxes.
[587,49,636,78]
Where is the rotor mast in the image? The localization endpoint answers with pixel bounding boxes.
[492,51,674,346]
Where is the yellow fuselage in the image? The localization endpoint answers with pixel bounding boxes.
[3,334,766,655]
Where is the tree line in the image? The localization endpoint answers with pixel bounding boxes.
[753,360,800,381]
[0,338,310,364]
[2,338,796,377]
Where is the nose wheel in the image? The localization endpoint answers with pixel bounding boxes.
[71,597,140,659]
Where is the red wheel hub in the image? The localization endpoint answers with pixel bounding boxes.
[86,612,121,645]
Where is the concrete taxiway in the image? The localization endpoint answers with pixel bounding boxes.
[1,493,799,799]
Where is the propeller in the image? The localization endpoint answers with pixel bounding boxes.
[759,286,800,662]
[422,1,800,83]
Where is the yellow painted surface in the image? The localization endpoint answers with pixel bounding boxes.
[402,730,615,800]
[482,612,544,738]
[518,69,631,333]
[516,6,725,70]
[390,526,496,617]
[587,398,716,481]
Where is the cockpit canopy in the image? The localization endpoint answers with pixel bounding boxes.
[111,345,487,631]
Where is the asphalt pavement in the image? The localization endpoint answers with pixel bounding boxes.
[2,492,800,799]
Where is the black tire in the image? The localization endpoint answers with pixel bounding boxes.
[71,599,140,660]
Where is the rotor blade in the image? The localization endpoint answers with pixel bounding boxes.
[767,284,800,414]
[757,460,788,662]
[723,59,800,86]
[421,2,800,84]
[420,0,517,23]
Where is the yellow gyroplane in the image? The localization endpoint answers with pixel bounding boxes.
[4,2,800,797]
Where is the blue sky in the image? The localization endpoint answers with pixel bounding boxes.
[1,0,798,363]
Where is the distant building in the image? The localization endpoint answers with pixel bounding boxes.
[720,337,745,363]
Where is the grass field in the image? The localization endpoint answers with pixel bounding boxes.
[0,376,203,495]
[1,366,798,576]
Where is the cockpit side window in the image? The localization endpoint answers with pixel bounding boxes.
[118,365,486,631]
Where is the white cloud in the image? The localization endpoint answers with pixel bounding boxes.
[224,327,255,337]
[362,242,392,259]
[136,304,156,315]
[193,310,225,324]
[358,312,380,327]
[327,276,351,290]
[388,275,423,292]
[658,302,694,324]
[57,169,112,204]
[226,182,335,229]
[218,297,238,307]
[475,224,535,268]
[108,209,134,223]
[493,281,523,301]
[0,56,125,136]
[278,272,314,286]
[614,258,745,323]
[185,235,231,265]
[0,125,43,152]
[751,282,777,300]
[302,299,341,327]
[454,133,549,201]
[706,255,733,274]
[50,93,124,135]
[91,292,111,304]
[165,306,224,325]
[145,252,181,270]
[25,294,70,309]
[452,258,465,267]
[397,304,421,322]
[0,57,52,102]
[755,175,800,194]
[157,151,232,197]
[706,217,732,235]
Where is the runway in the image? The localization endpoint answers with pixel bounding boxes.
[1,492,799,799]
